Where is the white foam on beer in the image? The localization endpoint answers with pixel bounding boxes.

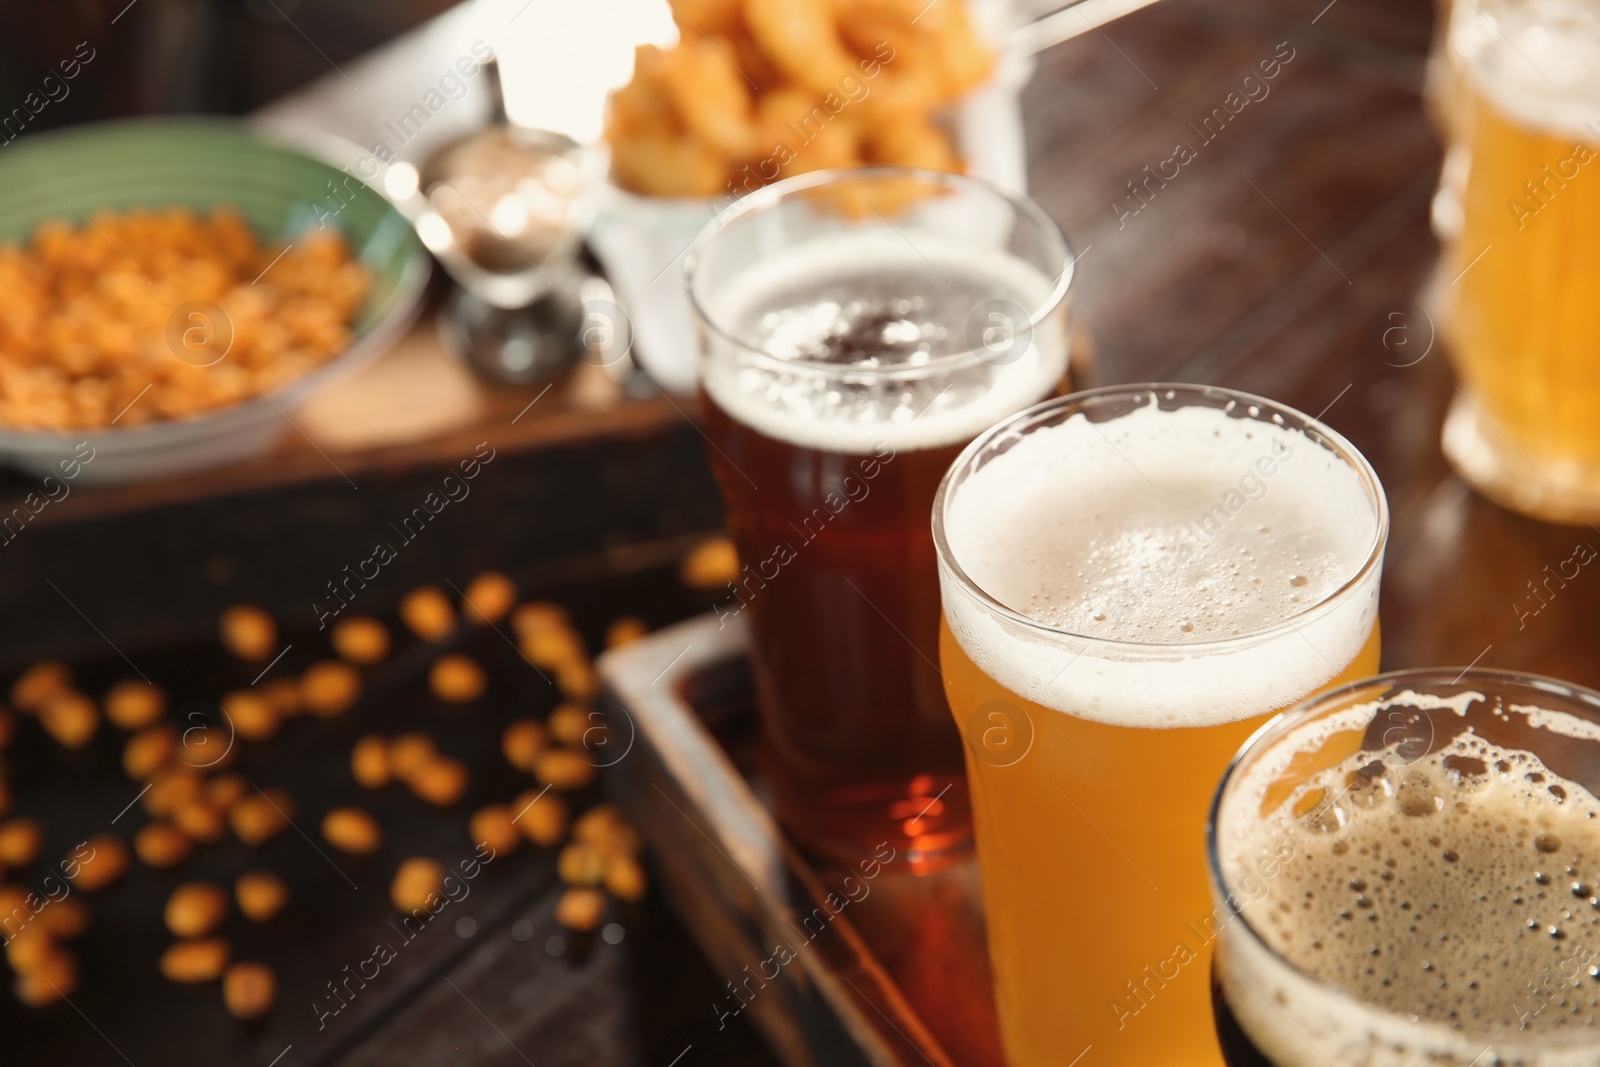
[701,231,1068,455]
[1453,0,1600,140]
[1215,704,1600,1066]
[940,401,1381,727]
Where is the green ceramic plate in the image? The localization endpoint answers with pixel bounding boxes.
[0,117,431,483]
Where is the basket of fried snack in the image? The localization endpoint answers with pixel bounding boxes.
[588,0,1028,395]
[605,0,994,199]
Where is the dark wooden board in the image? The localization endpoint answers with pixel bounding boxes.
[0,417,724,671]
[0,562,775,1067]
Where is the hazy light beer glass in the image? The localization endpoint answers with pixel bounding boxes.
[687,169,1072,865]
[1439,0,1600,522]
[934,385,1387,1066]
[1209,668,1600,1066]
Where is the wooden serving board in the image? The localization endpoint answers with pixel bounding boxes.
[599,614,1005,1067]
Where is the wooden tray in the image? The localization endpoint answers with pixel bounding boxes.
[598,614,1005,1067]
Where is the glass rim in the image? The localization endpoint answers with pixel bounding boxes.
[1206,665,1600,1053]
[930,382,1391,653]
[682,165,1075,379]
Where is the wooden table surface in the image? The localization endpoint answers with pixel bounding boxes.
[21,0,1600,1064]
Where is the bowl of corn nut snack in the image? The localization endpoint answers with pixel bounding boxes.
[0,118,430,483]
[588,0,1029,394]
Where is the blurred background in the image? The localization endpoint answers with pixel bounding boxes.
[2,0,455,120]
[18,2,1599,1066]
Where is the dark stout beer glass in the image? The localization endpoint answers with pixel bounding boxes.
[686,168,1071,865]
[1209,668,1600,1066]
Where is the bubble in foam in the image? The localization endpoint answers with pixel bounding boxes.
[701,231,1067,456]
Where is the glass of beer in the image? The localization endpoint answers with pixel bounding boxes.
[687,168,1073,866]
[934,384,1387,1065]
[1209,668,1600,1066]
[1439,0,1600,523]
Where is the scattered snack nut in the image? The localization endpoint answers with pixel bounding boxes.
[535,748,597,792]
[513,789,569,847]
[469,805,520,857]
[390,857,444,913]
[680,537,738,590]
[521,627,584,669]
[14,950,74,1007]
[409,757,469,808]
[160,937,231,983]
[429,654,486,703]
[301,660,361,717]
[0,819,42,867]
[123,726,177,780]
[205,773,248,810]
[104,679,167,729]
[331,615,390,665]
[556,661,598,702]
[501,719,548,771]
[387,733,437,783]
[557,843,605,887]
[220,605,277,662]
[230,789,293,846]
[510,602,569,638]
[146,768,203,816]
[400,587,455,641]
[69,835,129,892]
[134,823,193,869]
[5,926,56,974]
[461,571,516,624]
[173,799,227,844]
[547,703,592,747]
[603,853,648,902]
[165,882,229,938]
[351,734,391,789]
[574,805,642,858]
[606,617,649,648]
[223,961,276,1019]
[35,897,89,939]
[179,724,234,770]
[221,690,279,742]
[555,886,606,932]
[322,807,383,855]
[11,661,71,713]
[236,870,289,922]
[40,691,98,749]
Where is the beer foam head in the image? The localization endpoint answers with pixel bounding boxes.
[938,397,1384,727]
[1454,0,1600,138]
[699,230,1069,455]
[1215,698,1600,1066]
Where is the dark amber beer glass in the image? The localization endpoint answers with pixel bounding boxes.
[1209,668,1600,1066]
[686,169,1072,865]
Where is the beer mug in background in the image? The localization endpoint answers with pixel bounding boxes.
[1425,0,1469,243]
[934,385,1386,1066]
[1209,668,1600,1066]
[686,168,1072,866]
[1439,0,1600,523]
